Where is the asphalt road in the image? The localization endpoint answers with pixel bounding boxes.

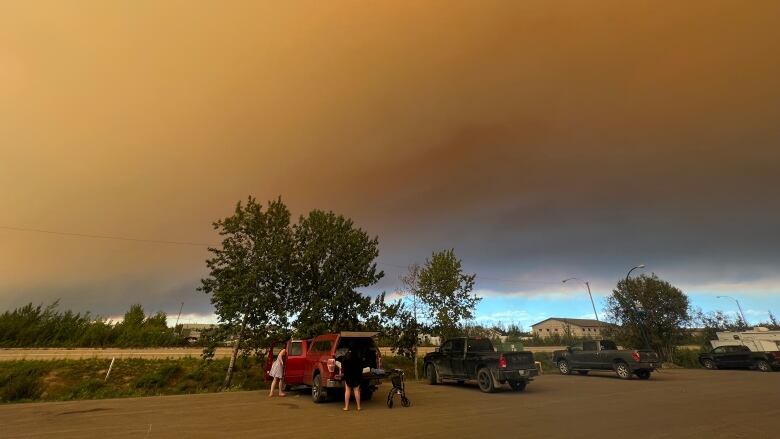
[1,369,777,438]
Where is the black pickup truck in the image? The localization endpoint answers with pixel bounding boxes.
[699,345,780,372]
[423,337,538,393]
[552,340,660,379]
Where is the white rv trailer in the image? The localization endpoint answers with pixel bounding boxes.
[710,327,780,352]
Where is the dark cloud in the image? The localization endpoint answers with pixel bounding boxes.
[1,1,779,315]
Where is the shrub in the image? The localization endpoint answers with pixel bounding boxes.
[0,367,44,402]
[134,364,182,389]
[672,348,702,369]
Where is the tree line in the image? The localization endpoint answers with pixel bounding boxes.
[0,302,179,348]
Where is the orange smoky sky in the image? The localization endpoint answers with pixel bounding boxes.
[1,1,779,317]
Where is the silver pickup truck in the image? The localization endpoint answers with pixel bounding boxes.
[552,340,660,379]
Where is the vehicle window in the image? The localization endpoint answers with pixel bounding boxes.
[571,343,583,351]
[289,341,302,356]
[711,347,724,354]
[441,341,453,354]
[600,340,617,350]
[451,339,465,354]
[467,338,494,352]
[312,340,332,353]
[738,346,750,352]
[583,341,598,351]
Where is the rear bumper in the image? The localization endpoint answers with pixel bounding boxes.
[326,378,383,388]
[629,362,659,371]
[498,368,538,382]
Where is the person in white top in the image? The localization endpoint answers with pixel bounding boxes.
[268,347,287,397]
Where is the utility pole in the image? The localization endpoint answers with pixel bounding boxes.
[562,278,599,322]
[174,301,184,335]
[717,296,748,326]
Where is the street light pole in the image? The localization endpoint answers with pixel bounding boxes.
[562,277,599,322]
[625,264,650,350]
[717,295,748,325]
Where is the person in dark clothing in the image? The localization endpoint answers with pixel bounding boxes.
[342,349,363,411]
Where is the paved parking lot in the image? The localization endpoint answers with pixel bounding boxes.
[1,369,778,438]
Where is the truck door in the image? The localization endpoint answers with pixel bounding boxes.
[284,340,307,385]
[576,341,599,369]
[727,345,752,367]
[596,340,618,368]
[709,346,727,367]
[449,339,467,377]
[435,340,455,376]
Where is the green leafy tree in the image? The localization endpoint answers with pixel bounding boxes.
[291,210,384,338]
[417,249,481,341]
[604,274,692,362]
[199,196,295,388]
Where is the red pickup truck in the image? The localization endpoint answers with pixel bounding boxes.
[265,331,385,403]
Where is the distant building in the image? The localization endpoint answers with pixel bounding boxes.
[179,323,218,343]
[531,318,609,339]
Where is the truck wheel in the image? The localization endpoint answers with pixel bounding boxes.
[477,368,495,393]
[426,364,439,385]
[558,360,571,375]
[636,370,651,380]
[311,373,327,403]
[509,381,527,391]
[702,359,717,370]
[756,359,771,372]
[614,361,632,380]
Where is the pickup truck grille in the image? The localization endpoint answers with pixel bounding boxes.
[504,352,535,369]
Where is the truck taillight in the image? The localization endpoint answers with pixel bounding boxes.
[499,355,507,368]
[327,358,335,373]
[631,351,641,362]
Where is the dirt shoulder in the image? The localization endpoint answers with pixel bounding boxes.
[1,369,778,438]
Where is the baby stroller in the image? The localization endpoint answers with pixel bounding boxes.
[386,368,411,408]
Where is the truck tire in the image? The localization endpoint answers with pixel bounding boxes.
[558,360,571,375]
[426,364,439,385]
[477,368,496,393]
[509,381,527,391]
[614,361,632,380]
[312,373,327,403]
[702,359,717,370]
[635,370,651,380]
[756,359,771,372]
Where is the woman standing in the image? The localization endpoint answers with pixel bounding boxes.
[268,347,287,397]
[342,349,363,411]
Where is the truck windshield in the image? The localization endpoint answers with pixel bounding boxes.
[467,339,495,352]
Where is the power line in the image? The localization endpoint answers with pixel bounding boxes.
[0,225,214,247]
